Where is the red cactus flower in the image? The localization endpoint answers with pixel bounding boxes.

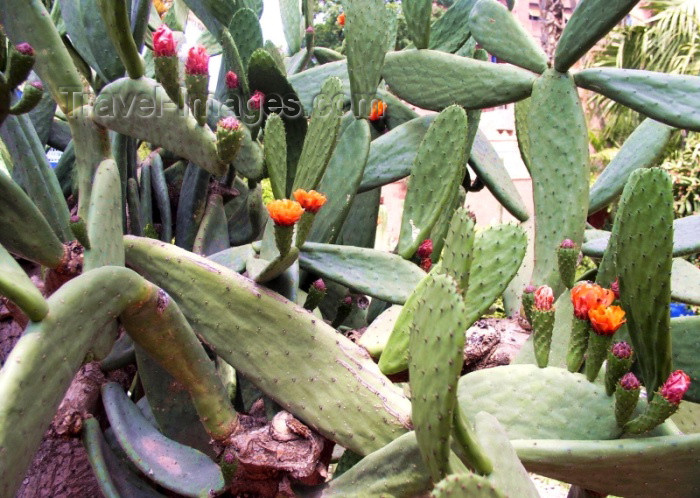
[534,285,554,311]
[570,282,615,320]
[588,305,626,336]
[417,239,433,259]
[293,189,327,213]
[217,116,241,131]
[369,99,386,121]
[660,370,691,404]
[153,25,177,57]
[267,199,303,226]
[249,90,265,110]
[15,43,34,56]
[185,45,209,75]
[337,12,346,26]
[225,71,239,89]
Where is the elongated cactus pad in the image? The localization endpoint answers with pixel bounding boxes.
[575,68,700,132]
[382,50,537,111]
[263,113,287,199]
[0,243,48,321]
[468,0,547,74]
[528,69,589,293]
[403,0,432,49]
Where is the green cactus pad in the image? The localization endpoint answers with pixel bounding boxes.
[575,68,700,132]
[468,0,547,74]
[439,208,475,292]
[149,154,173,242]
[468,129,530,222]
[92,78,226,176]
[528,69,589,293]
[174,163,210,251]
[207,244,255,273]
[359,115,434,192]
[314,47,345,63]
[431,473,505,497]
[83,418,166,498]
[514,97,532,174]
[279,0,302,54]
[263,113,287,199]
[672,401,700,434]
[671,258,700,306]
[84,159,125,271]
[554,0,639,73]
[292,76,343,191]
[513,434,700,497]
[588,118,673,214]
[322,432,433,497]
[615,169,673,395]
[134,347,214,455]
[671,315,700,403]
[300,242,425,304]
[59,0,125,82]
[428,0,478,52]
[248,48,307,190]
[583,215,700,259]
[0,243,48,321]
[404,0,432,49]
[229,8,263,69]
[336,187,381,248]
[409,273,468,481]
[429,186,466,264]
[124,237,412,455]
[358,304,403,358]
[0,168,65,268]
[309,118,371,243]
[0,113,72,241]
[344,0,390,118]
[470,412,540,497]
[102,383,225,497]
[397,105,469,258]
[457,365,621,440]
[382,50,537,111]
[289,60,349,114]
[193,193,229,256]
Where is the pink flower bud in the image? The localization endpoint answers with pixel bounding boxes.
[312,278,326,293]
[342,295,353,306]
[420,258,432,272]
[15,43,34,56]
[534,285,554,311]
[560,238,575,249]
[611,341,633,359]
[217,116,241,131]
[185,45,209,75]
[523,284,536,294]
[660,370,691,404]
[225,71,239,89]
[306,26,314,34]
[611,278,620,299]
[249,90,265,110]
[223,451,235,464]
[153,25,177,57]
[30,81,43,91]
[417,239,433,259]
[620,372,640,390]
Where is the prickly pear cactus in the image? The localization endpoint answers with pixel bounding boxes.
[0,0,698,496]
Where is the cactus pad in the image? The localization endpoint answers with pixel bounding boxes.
[431,473,505,497]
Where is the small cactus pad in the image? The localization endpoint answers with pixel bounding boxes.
[615,169,673,395]
[574,68,700,132]
[263,113,288,200]
[382,49,537,111]
[358,305,403,358]
[468,0,547,74]
[431,473,505,498]
[0,243,48,321]
[409,273,468,481]
[512,434,700,497]
[299,242,426,304]
[457,365,621,440]
[528,69,589,292]
[397,105,469,258]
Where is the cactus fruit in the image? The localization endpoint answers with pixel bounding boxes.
[605,342,634,396]
[185,45,210,127]
[625,370,692,435]
[531,285,555,368]
[585,305,626,382]
[216,116,244,163]
[557,239,578,289]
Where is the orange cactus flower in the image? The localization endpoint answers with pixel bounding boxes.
[369,99,386,121]
[293,189,327,213]
[588,305,626,336]
[267,199,303,226]
[337,12,346,26]
[570,282,615,320]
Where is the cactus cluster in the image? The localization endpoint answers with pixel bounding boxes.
[0,0,698,496]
